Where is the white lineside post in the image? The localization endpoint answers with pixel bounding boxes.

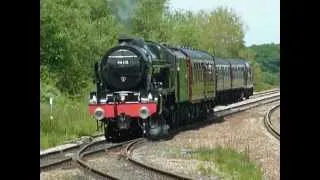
[50,97,53,120]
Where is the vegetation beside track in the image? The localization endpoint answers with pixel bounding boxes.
[189,146,262,180]
[150,145,263,179]
[40,98,98,149]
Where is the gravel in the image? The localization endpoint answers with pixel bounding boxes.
[40,168,88,180]
[132,102,280,180]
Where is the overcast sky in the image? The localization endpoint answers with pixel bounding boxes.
[169,0,280,46]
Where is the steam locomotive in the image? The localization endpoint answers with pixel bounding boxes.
[88,36,253,141]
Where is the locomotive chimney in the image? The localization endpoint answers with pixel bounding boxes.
[118,34,144,48]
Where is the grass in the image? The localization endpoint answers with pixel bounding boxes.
[254,83,278,92]
[40,100,98,149]
[189,146,263,180]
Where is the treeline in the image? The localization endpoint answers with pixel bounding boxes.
[249,43,280,87]
[40,0,278,102]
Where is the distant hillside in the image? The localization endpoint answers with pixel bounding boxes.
[249,43,280,86]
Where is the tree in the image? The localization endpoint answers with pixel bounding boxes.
[131,0,170,41]
[197,7,246,57]
[248,43,280,88]
[165,10,201,47]
[40,0,118,96]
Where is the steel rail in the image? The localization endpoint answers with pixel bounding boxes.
[264,104,280,140]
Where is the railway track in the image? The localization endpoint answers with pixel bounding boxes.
[40,90,280,179]
[253,88,279,95]
[40,137,107,172]
[264,104,280,140]
[73,138,192,180]
[214,91,279,117]
[40,145,80,172]
[75,139,135,179]
[125,139,192,180]
[251,88,279,98]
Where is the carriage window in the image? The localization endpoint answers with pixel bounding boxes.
[223,67,225,76]
[200,63,202,81]
[193,63,195,81]
[197,63,200,82]
[223,68,225,77]
[236,67,238,78]
[227,68,229,79]
[210,64,212,81]
[200,64,202,81]
[202,63,204,81]
[199,64,201,82]
[197,63,199,81]
[195,63,198,82]
[195,63,197,82]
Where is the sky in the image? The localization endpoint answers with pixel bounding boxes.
[169,0,280,46]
